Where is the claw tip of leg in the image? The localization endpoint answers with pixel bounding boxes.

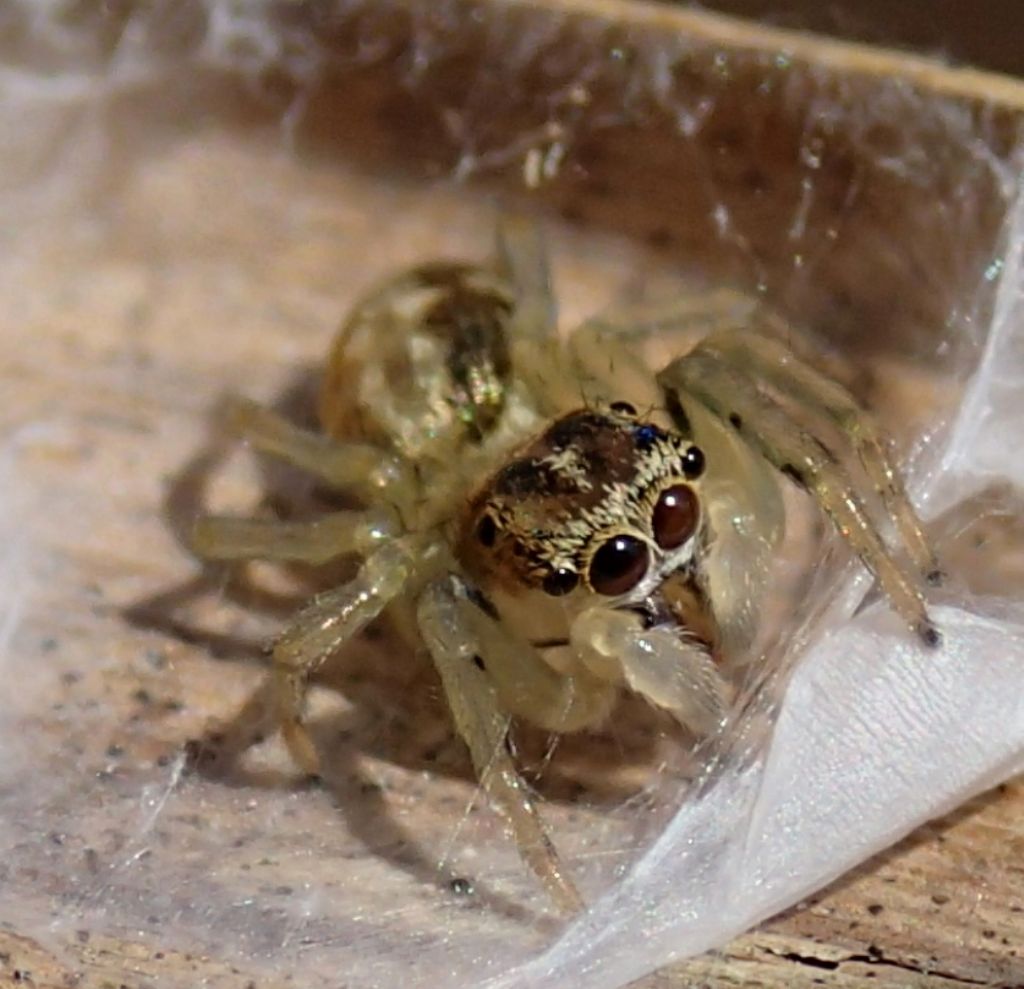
[917,620,942,649]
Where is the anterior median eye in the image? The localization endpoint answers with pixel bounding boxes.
[588,535,649,596]
[652,484,699,550]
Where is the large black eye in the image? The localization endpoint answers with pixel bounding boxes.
[652,484,699,549]
[588,535,649,596]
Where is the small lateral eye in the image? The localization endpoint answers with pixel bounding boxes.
[652,484,699,550]
[475,514,497,547]
[610,400,637,416]
[588,535,649,596]
[681,445,705,479]
[542,567,579,597]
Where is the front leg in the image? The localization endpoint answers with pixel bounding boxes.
[659,353,940,647]
[494,215,578,415]
[566,288,760,406]
[693,328,939,582]
[417,577,587,913]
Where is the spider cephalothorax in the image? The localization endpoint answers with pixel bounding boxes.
[461,405,706,605]
[191,216,940,913]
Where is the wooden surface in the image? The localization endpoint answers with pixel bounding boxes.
[1,2,1023,987]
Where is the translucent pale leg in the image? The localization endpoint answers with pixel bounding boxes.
[417,577,586,914]
[566,289,760,406]
[668,396,785,660]
[696,328,939,582]
[659,353,940,647]
[574,288,758,352]
[272,539,417,773]
[187,676,277,770]
[566,318,652,407]
[192,507,400,564]
[451,580,616,733]
[495,214,557,344]
[571,607,728,736]
[220,395,413,505]
[495,215,576,414]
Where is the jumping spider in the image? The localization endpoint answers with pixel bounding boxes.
[191,218,940,912]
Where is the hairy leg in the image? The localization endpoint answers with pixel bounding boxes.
[695,328,938,582]
[567,291,789,658]
[495,214,557,342]
[671,395,787,660]
[450,578,616,733]
[658,353,939,646]
[574,288,757,351]
[417,576,593,913]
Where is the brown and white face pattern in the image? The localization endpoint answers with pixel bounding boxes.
[459,404,706,606]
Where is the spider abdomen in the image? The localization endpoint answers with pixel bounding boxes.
[318,262,516,456]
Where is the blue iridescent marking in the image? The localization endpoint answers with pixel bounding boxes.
[634,424,665,450]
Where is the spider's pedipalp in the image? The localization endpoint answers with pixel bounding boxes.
[571,606,728,736]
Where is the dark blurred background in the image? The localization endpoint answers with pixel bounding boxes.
[686,1,1024,77]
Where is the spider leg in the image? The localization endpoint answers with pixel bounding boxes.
[576,288,758,348]
[187,675,278,771]
[270,539,418,774]
[676,395,787,660]
[495,214,557,343]
[571,606,728,735]
[417,576,592,913]
[696,328,939,583]
[219,395,413,504]
[191,507,399,564]
[495,215,577,414]
[568,290,790,658]
[658,352,940,647]
[450,580,616,733]
[566,289,759,405]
